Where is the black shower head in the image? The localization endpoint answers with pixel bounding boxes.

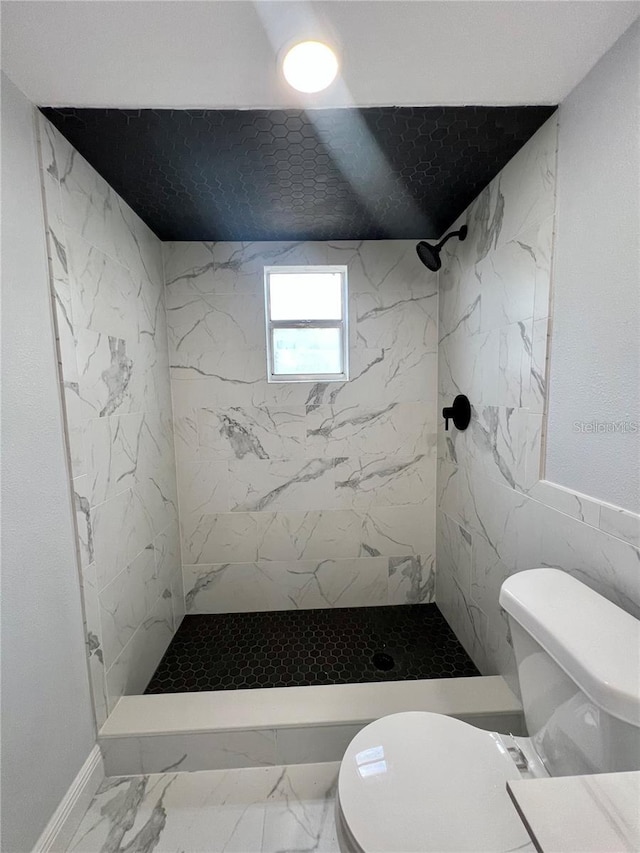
[416,241,442,271]
[416,225,468,271]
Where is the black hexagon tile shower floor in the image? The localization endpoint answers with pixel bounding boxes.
[144,604,480,693]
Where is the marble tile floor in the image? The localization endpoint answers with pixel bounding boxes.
[145,604,480,693]
[67,762,340,853]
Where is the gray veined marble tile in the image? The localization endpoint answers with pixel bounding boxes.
[182,511,260,564]
[493,114,558,248]
[497,321,531,408]
[457,467,543,573]
[67,767,277,853]
[228,457,341,512]
[98,544,156,669]
[276,727,362,765]
[75,327,135,419]
[85,411,144,505]
[38,113,74,186]
[437,460,462,525]
[198,404,306,461]
[388,554,436,604]
[91,487,154,590]
[436,565,488,673]
[329,239,427,298]
[177,459,230,518]
[599,504,640,548]
[539,502,640,620]
[361,505,435,558]
[170,571,186,628]
[283,557,389,609]
[132,730,278,775]
[437,419,462,466]
[172,407,202,462]
[477,217,553,333]
[334,452,436,509]
[438,253,482,342]
[183,562,279,613]
[73,475,94,568]
[354,288,438,352]
[170,344,266,387]
[439,329,499,408]
[105,591,174,710]
[531,216,555,321]
[306,402,435,457]
[136,475,179,541]
[527,481,600,527]
[466,405,524,491]
[315,344,437,409]
[153,519,181,594]
[256,510,364,562]
[78,560,109,729]
[519,412,543,493]
[436,510,473,598]
[166,287,264,362]
[58,145,123,264]
[184,558,387,613]
[522,317,549,413]
[66,229,139,342]
[163,240,322,297]
[262,763,340,853]
[112,194,165,288]
[470,534,512,628]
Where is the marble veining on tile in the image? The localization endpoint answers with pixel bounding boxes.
[66,763,342,853]
[435,113,640,693]
[37,114,181,725]
[166,239,438,614]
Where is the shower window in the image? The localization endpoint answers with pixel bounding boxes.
[264,265,349,382]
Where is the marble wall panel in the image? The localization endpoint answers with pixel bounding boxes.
[37,115,182,723]
[165,240,439,612]
[435,115,640,694]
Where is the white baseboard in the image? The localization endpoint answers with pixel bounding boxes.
[32,745,104,853]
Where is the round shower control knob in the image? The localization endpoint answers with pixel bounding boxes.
[442,394,471,431]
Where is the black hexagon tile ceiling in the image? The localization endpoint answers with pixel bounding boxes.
[144,604,479,694]
[40,105,556,241]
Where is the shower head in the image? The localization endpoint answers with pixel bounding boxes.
[416,225,468,271]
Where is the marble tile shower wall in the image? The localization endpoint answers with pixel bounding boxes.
[436,115,640,691]
[163,240,439,614]
[37,116,182,726]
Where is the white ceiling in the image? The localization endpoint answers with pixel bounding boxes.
[2,1,639,109]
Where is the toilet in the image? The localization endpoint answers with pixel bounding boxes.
[335,568,640,852]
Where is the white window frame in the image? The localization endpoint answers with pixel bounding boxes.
[264,265,349,383]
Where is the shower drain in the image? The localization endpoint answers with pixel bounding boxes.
[372,652,395,671]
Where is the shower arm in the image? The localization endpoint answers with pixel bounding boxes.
[435,226,468,251]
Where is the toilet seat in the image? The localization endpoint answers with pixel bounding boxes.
[337,711,535,853]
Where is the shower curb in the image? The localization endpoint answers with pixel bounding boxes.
[99,675,523,775]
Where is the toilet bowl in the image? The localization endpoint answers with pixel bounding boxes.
[335,569,640,853]
[335,711,539,853]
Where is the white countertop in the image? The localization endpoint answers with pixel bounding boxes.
[507,771,640,853]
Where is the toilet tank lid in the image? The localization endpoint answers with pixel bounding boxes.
[500,569,640,727]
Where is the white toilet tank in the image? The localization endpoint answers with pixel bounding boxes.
[500,568,640,777]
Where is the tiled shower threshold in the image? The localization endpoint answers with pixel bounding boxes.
[100,677,523,775]
[98,605,524,776]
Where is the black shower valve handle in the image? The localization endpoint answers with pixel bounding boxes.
[442,394,471,431]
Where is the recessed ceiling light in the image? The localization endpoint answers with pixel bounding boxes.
[282,40,339,94]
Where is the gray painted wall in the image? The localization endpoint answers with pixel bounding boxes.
[1,72,96,852]
[546,19,640,513]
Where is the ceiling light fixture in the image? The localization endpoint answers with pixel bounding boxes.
[282,40,339,94]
